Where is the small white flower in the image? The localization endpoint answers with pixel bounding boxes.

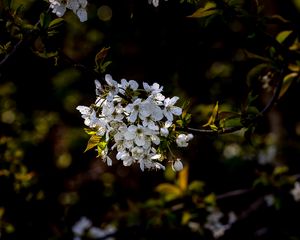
[176,133,193,147]
[291,181,300,201]
[105,74,119,101]
[76,8,88,22]
[67,0,80,12]
[94,79,102,96]
[49,0,88,22]
[204,209,236,239]
[148,0,168,7]
[88,227,106,238]
[163,96,182,122]
[119,78,139,94]
[125,99,152,123]
[49,0,67,17]
[160,121,172,137]
[172,158,183,171]
[72,216,92,236]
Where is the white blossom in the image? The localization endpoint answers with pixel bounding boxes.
[204,209,237,239]
[148,0,168,7]
[172,158,183,171]
[77,74,192,171]
[291,181,300,201]
[49,0,88,22]
[163,96,182,122]
[72,216,92,236]
[176,133,193,147]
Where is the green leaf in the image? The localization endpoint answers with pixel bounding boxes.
[48,18,64,28]
[273,165,289,176]
[187,2,219,18]
[204,193,216,205]
[155,183,182,201]
[276,30,293,44]
[84,135,101,152]
[39,12,51,29]
[203,101,219,130]
[188,180,205,193]
[279,72,297,99]
[33,51,58,59]
[221,117,242,129]
[178,165,189,191]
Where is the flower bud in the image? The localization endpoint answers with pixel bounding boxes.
[172,159,183,171]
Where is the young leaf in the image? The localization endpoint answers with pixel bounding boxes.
[187,2,219,18]
[155,183,182,201]
[178,165,189,191]
[203,101,219,130]
[84,135,101,152]
[276,30,293,44]
[279,72,297,99]
[48,18,64,28]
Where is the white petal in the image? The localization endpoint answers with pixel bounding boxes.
[76,105,90,114]
[78,0,88,7]
[172,159,183,171]
[129,80,139,90]
[77,8,87,22]
[163,110,173,122]
[128,111,138,123]
[143,82,151,91]
[135,136,145,146]
[169,96,179,105]
[171,106,182,116]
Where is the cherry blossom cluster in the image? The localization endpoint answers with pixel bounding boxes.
[77,74,193,171]
[49,0,88,22]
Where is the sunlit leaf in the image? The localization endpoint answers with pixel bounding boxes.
[289,39,300,51]
[288,63,300,72]
[188,180,205,193]
[178,165,189,191]
[276,30,293,44]
[84,135,101,152]
[203,101,219,130]
[279,72,297,99]
[181,211,192,225]
[292,0,300,12]
[187,2,219,18]
[155,183,182,201]
[221,117,242,129]
[273,165,289,176]
[204,193,216,205]
[48,18,64,28]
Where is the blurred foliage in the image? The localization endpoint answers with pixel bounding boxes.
[0,0,300,240]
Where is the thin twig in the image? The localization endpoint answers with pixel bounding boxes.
[217,188,253,200]
[0,38,23,66]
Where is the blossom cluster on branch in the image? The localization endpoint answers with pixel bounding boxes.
[49,0,88,22]
[77,74,193,171]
